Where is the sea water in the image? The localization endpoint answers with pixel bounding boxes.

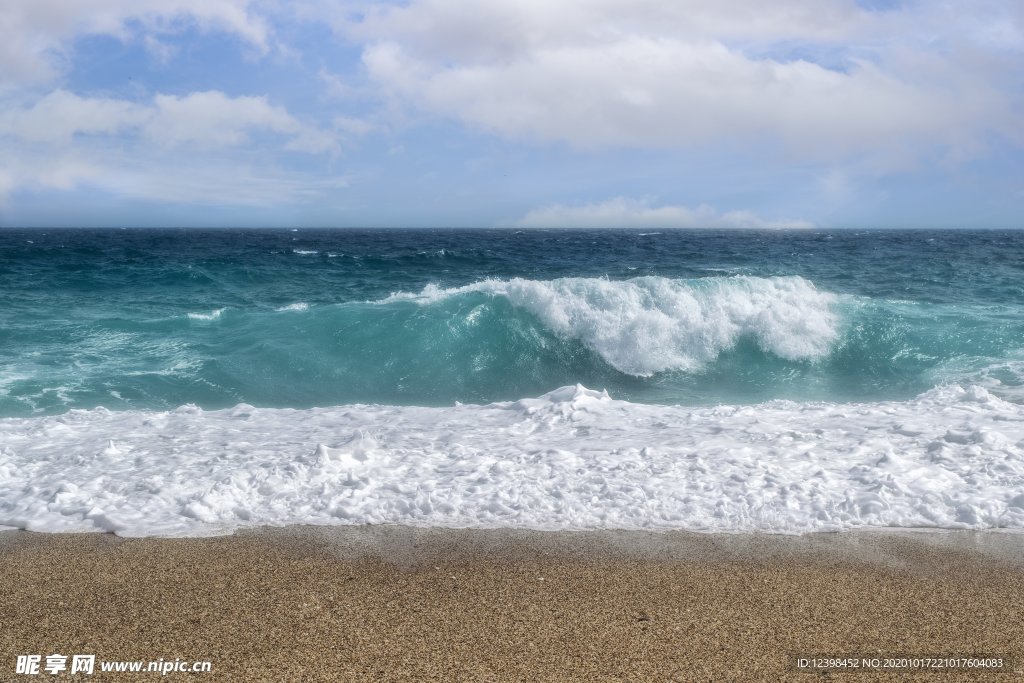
[1,228,1022,535]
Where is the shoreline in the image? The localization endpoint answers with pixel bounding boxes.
[10,523,1024,568]
[2,526,1023,681]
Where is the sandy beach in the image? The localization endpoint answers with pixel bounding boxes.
[0,526,1021,681]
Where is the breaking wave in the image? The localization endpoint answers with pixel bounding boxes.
[383,275,839,375]
[3,274,1023,414]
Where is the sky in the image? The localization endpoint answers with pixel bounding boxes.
[0,0,1021,229]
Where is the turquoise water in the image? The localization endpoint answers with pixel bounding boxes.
[2,228,1023,416]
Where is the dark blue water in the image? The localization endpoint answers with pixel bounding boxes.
[2,228,1022,415]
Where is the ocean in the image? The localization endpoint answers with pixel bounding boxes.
[1,228,1022,535]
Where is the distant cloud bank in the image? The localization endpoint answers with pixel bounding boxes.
[515,198,814,230]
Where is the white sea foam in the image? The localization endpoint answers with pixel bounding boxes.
[275,302,309,312]
[384,276,839,375]
[292,249,319,255]
[186,308,225,321]
[940,355,1024,402]
[1,384,1022,537]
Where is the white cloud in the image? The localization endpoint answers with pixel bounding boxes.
[0,0,269,88]
[0,141,349,208]
[318,68,355,98]
[0,88,346,204]
[351,0,1022,163]
[147,91,329,151]
[0,90,149,143]
[350,0,873,59]
[515,197,814,229]
[142,35,180,64]
[332,115,382,137]
[0,152,107,197]
[96,158,350,206]
[0,89,340,154]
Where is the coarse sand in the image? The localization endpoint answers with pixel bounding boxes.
[0,526,1021,682]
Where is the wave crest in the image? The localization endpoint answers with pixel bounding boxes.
[385,275,839,375]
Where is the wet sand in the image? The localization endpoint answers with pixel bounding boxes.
[0,526,1022,681]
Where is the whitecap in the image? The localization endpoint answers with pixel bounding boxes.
[275,302,309,312]
[381,275,839,376]
[186,308,225,321]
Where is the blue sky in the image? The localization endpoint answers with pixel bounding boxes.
[0,0,1021,228]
